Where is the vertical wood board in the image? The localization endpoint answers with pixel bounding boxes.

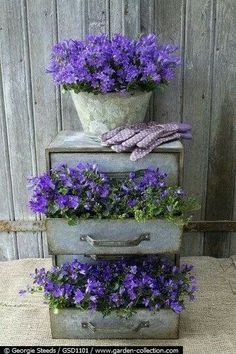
[181,0,214,256]
[0,62,17,260]
[153,0,184,123]
[140,0,155,122]
[110,0,140,37]
[27,0,62,257]
[204,0,236,257]
[0,0,40,258]
[27,0,60,173]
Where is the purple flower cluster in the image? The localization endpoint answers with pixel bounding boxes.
[21,256,197,316]
[28,163,110,222]
[28,163,195,223]
[108,168,169,217]
[47,33,180,93]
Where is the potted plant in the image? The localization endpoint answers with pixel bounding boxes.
[47,34,180,135]
[28,163,198,256]
[20,256,197,339]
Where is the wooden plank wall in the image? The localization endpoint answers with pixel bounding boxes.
[0,0,235,260]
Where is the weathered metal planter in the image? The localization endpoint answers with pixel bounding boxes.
[46,218,183,256]
[70,90,152,136]
[50,308,179,339]
[46,131,184,188]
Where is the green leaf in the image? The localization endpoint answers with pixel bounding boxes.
[67,217,77,226]
[59,186,68,195]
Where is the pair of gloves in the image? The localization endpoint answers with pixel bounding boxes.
[100,122,192,161]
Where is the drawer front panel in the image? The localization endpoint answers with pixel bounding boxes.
[50,152,181,185]
[50,308,179,339]
[47,219,182,255]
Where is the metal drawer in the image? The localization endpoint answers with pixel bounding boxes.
[47,218,183,256]
[46,131,183,185]
[50,308,179,339]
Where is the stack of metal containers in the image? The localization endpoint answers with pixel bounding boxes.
[45,131,184,339]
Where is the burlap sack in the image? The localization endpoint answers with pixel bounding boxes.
[0,256,235,353]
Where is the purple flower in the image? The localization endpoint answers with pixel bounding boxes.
[53,287,63,298]
[121,184,129,194]
[74,288,84,304]
[141,274,153,285]
[103,267,112,281]
[28,162,194,224]
[45,282,54,292]
[128,199,137,207]
[99,185,110,198]
[19,289,27,297]
[181,264,194,272]
[90,295,97,303]
[84,203,91,210]
[28,163,115,218]
[124,274,138,289]
[128,290,137,301]
[85,279,99,293]
[25,256,197,317]
[130,266,137,274]
[142,298,150,307]
[29,196,48,214]
[160,190,168,199]
[89,296,98,310]
[152,289,160,296]
[129,172,136,180]
[119,286,126,295]
[110,293,119,304]
[155,303,161,310]
[67,195,79,209]
[63,284,73,299]
[170,301,183,314]
[47,33,180,94]
[56,195,68,208]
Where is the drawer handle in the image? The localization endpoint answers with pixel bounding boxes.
[81,321,150,333]
[80,233,150,247]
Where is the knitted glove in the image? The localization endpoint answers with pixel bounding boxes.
[130,131,192,161]
[101,122,156,145]
[101,122,191,145]
[100,121,192,161]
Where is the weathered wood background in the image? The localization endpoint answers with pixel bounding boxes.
[0,0,235,260]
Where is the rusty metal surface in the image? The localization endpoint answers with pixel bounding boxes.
[184,221,236,232]
[1,220,236,233]
[0,220,46,232]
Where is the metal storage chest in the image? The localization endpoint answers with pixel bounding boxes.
[46,131,184,339]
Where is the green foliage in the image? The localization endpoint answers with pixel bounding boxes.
[62,79,169,95]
